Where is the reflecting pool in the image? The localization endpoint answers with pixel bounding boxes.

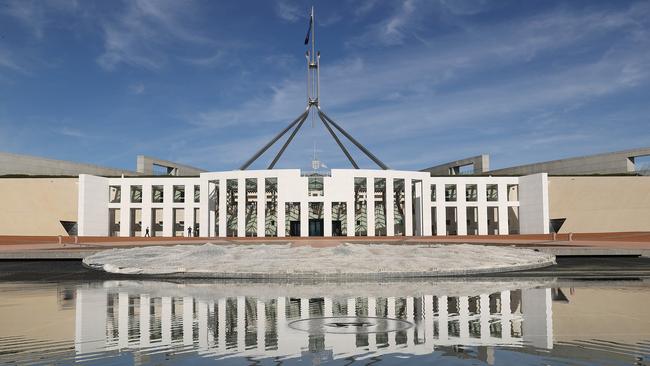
[1,278,649,365]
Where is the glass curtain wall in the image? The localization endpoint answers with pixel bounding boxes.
[354,178,367,236]
[129,208,142,237]
[393,178,406,236]
[172,208,184,237]
[108,208,120,237]
[226,179,238,237]
[285,202,300,236]
[309,202,324,236]
[245,178,257,237]
[265,178,278,237]
[208,180,219,237]
[331,202,347,236]
[151,208,163,237]
[374,178,387,236]
[152,185,164,203]
[466,207,478,235]
[487,207,499,234]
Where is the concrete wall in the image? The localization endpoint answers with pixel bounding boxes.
[488,147,650,175]
[0,178,78,235]
[519,173,550,234]
[137,155,205,176]
[0,151,136,176]
[78,174,109,236]
[421,155,489,175]
[548,176,650,233]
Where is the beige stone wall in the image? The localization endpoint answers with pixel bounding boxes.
[0,178,78,235]
[553,287,650,344]
[549,176,650,233]
[0,283,76,342]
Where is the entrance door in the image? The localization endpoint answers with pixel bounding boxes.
[309,219,324,236]
[289,221,301,236]
[331,220,342,236]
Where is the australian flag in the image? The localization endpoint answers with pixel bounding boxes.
[304,12,313,45]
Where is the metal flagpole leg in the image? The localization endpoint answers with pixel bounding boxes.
[317,111,359,169]
[268,109,311,169]
[239,109,309,170]
[318,108,390,170]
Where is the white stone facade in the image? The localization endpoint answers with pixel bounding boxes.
[78,169,549,237]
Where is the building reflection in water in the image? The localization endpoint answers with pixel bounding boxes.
[75,283,553,363]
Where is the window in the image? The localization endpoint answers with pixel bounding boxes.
[354,177,367,236]
[507,184,519,201]
[331,202,347,236]
[430,184,436,202]
[130,185,142,203]
[194,185,201,203]
[466,184,477,202]
[173,185,185,203]
[226,179,238,237]
[374,178,387,236]
[109,185,121,203]
[445,184,457,202]
[245,178,257,237]
[393,179,405,236]
[265,178,278,237]
[152,185,164,203]
[308,177,324,197]
[486,184,498,202]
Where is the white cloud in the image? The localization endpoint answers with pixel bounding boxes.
[1,0,80,39]
[185,3,650,169]
[129,82,145,94]
[274,0,304,23]
[58,126,85,138]
[97,0,213,71]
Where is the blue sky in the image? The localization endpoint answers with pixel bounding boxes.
[0,0,648,172]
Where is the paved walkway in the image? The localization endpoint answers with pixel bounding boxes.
[0,232,649,259]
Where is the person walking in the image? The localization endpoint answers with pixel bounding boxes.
[145,227,150,237]
[187,226,192,237]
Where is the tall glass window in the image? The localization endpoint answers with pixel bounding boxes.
[487,206,499,234]
[486,184,498,201]
[130,185,142,203]
[431,207,437,235]
[507,184,519,201]
[265,178,278,237]
[445,184,457,202]
[285,202,300,236]
[466,206,478,235]
[173,185,185,203]
[108,208,120,236]
[393,178,406,236]
[152,185,164,203]
[331,202,347,236]
[172,208,184,237]
[245,178,257,237]
[109,186,121,203]
[208,180,219,237]
[430,184,436,202]
[309,202,324,236]
[308,177,324,197]
[194,185,201,203]
[374,178,387,236]
[354,177,367,236]
[226,179,238,237]
[466,184,477,202]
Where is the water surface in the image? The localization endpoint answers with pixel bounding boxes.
[1,278,649,365]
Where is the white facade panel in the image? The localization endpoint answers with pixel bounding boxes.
[77,169,548,237]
